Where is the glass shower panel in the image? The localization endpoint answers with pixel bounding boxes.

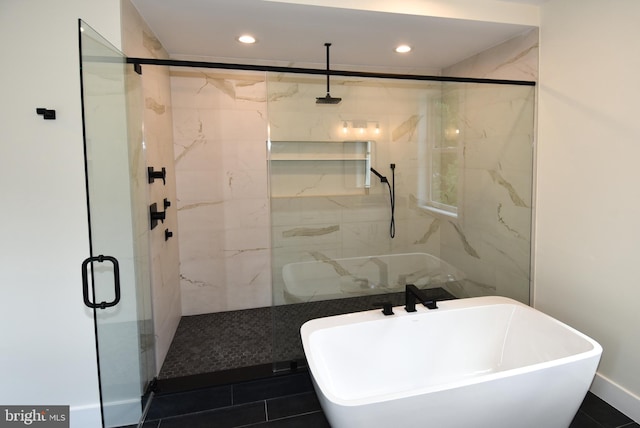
[436,82,535,304]
[267,71,534,370]
[79,21,154,427]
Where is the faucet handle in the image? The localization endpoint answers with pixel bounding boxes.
[424,300,438,310]
[373,301,394,316]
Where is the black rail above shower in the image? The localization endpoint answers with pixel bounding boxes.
[124,57,536,87]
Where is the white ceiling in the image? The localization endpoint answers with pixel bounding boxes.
[131,0,539,72]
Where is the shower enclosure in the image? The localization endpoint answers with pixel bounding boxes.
[267,72,535,368]
[114,58,534,379]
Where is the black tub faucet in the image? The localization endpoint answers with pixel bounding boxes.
[405,284,438,312]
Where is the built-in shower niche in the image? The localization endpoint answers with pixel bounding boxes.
[269,140,372,197]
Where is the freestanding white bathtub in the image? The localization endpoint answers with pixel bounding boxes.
[301,296,602,428]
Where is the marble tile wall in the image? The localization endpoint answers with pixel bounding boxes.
[171,70,271,315]
[440,29,538,302]
[121,0,182,371]
[268,76,442,304]
[166,28,538,314]
[267,29,537,305]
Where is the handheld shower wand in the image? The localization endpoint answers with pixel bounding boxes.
[370,165,396,238]
[370,167,388,183]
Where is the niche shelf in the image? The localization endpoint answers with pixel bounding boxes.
[269,140,373,198]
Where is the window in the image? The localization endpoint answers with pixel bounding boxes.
[419,89,461,217]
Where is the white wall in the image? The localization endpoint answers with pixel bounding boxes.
[536,0,640,421]
[0,1,121,427]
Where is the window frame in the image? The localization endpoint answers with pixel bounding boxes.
[418,89,462,219]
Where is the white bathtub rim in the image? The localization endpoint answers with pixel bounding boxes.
[301,296,603,408]
[310,353,601,408]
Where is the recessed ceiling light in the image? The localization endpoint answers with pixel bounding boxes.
[238,35,257,44]
[395,45,412,53]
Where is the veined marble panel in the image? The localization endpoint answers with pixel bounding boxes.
[170,72,266,110]
[339,194,390,223]
[270,196,343,227]
[175,169,224,204]
[444,29,538,82]
[340,220,393,253]
[180,278,227,315]
[173,137,221,172]
[463,134,534,171]
[172,69,270,314]
[175,28,536,313]
[222,248,271,311]
[495,269,530,303]
[195,109,267,142]
[223,167,269,201]
[461,91,535,141]
[272,223,342,248]
[222,198,270,230]
[122,0,182,373]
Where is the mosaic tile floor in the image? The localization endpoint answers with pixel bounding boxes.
[159,288,455,379]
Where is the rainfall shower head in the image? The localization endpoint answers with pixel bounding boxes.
[316,94,342,104]
[316,43,342,105]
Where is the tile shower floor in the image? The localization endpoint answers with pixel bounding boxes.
[159,289,454,379]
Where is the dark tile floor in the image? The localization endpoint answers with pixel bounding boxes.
[159,289,454,378]
[121,369,637,428]
[571,392,639,428]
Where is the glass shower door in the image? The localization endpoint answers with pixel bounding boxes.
[79,20,155,428]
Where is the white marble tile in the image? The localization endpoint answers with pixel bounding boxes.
[177,210,225,260]
[236,140,269,173]
[341,220,393,254]
[272,223,342,248]
[221,198,270,230]
[480,234,531,279]
[173,137,221,172]
[122,0,183,373]
[224,248,270,284]
[444,29,538,82]
[222,226,270,253]
[340,196,389,224]
[494,269,530,303]
[223,249,272,310]
[170,72,266,110]
[225,280,272,311]
[463,134,533,171]
[199,108,267,142]
[171,28,537,314]
[172,107,208,141]
[175,170,224,204]
[440,242,495,287]
[181,278,227,315]
[222,167,269,200]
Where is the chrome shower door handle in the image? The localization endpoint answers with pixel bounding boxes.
[82,255,122,309]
